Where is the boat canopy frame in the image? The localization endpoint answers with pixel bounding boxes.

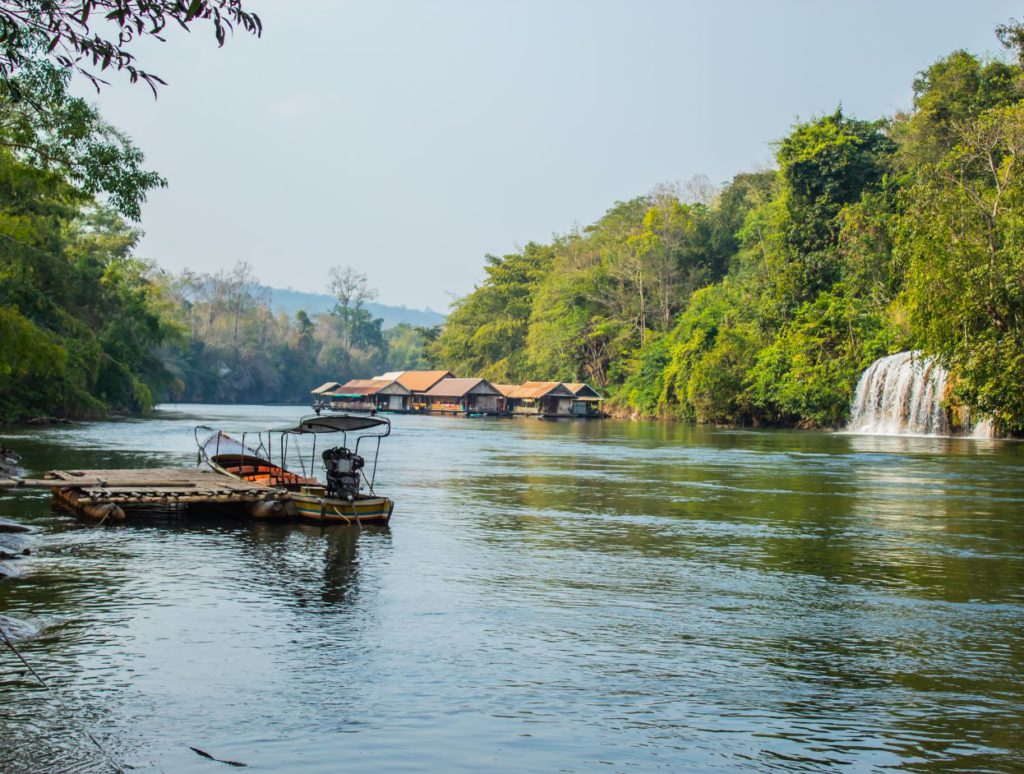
[195,413,391,494]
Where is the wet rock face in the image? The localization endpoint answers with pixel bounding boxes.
[0,613,37,640]
[0,446,19,479]
[0,517,30,580]
[0,447,32,581]
[24,417,71,426]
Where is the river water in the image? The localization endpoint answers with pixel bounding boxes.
[0,404,1022,772]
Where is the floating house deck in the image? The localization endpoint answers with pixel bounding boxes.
[0,467,289,523]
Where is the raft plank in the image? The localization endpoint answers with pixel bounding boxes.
[14,479,204,489]
[14,467,284,494]
[78,492,278,503]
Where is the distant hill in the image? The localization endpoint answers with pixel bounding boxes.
[264,286,446,329]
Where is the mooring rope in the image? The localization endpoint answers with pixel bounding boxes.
[0,624,127,773]
[94,507,112,528]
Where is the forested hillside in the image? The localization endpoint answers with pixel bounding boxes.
[264,286,445,329]
[159,263,436,405]
[429,29,1024,434]
[0,195,435,419]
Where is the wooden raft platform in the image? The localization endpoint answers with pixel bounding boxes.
[0,467,289,522]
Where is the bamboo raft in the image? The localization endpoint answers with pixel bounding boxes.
[0,468,291,523]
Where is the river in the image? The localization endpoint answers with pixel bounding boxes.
[0,404,1022,772]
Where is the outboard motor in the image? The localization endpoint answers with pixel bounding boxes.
[321,446,364,501]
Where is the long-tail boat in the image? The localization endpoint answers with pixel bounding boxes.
[196,414,395,525]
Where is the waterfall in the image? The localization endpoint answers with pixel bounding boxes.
[847,351,993,437]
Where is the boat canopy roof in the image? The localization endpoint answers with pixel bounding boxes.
[200,430,270,466]
[277,414,389,434]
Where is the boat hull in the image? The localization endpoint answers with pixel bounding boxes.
[290,488,394,525]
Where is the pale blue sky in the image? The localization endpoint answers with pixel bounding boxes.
[80,0,1019,311]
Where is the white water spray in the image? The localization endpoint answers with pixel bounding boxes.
[847,351,993,437]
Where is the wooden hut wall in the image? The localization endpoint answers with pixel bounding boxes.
[467,393,499,412]
[372,381,411,411]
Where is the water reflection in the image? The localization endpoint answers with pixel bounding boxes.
[241,522,390,611]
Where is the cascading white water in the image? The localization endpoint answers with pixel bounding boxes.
[848,351,949,435]
[847,351,994,437]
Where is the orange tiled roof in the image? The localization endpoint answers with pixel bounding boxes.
[506,381,573,399]
[390,370,454,392]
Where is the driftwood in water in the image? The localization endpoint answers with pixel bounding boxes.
[189,746,247,767]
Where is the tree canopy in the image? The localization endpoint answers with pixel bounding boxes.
[0,1,261,220]
[0,0,261,93]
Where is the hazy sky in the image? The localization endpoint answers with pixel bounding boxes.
[78,0,1019,311]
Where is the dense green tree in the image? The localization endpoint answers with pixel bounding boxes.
[687,322,760,425]
[385,323,434,371]
[0,61,164,218]
[901,102,1024,432]
[894,50,1020,168]
[771,109,896,307]
[0,145,179,418]
[747,291,889,427]
[623,281,757,422]
[431,242,554,382]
